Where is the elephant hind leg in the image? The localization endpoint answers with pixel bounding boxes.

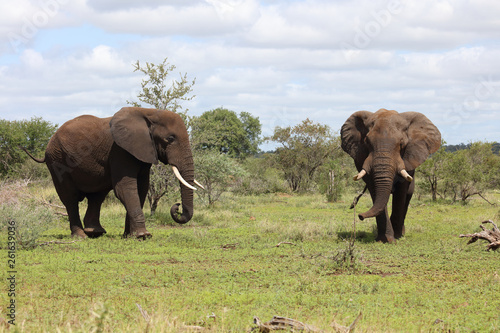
[52,183,86,238]
[83,191,109,238]
[61,195,86,238]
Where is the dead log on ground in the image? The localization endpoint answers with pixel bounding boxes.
[460,220,500,251]
[253,316,322,332]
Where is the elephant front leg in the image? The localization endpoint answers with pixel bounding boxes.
[375,208,396,243]
[391,176,414,239]
[114,177,151,239]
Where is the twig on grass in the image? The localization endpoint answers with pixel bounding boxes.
[460,220,500,251]
[136,303,151,322]
[221,243,239,250]
[331,312,362,333]
[275,241,296,247]
[38,240,79,247]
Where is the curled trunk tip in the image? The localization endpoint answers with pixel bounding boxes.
[170,203,193,224]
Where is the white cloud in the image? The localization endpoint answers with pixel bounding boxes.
[0,0,499,145]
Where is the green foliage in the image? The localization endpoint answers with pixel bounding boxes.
[190,108,262,158]
[268,119,337,192]
[417,142,449,201]
[418,141,500,203]
[444,141,500,203]
[0,117,57,178]
[316,137,354,202]
[234,155,289,195]
[194,149,247,205]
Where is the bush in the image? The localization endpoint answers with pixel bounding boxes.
[194,150,247,205]
[0,180,57,249]
[0,203,56,249]
[235,156,289,195]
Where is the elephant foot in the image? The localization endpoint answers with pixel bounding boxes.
[84,227,107,238]
[376,234,396,244]
[71,228,88,239]
[123,229,152,240]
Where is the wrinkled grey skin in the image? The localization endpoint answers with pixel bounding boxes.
[24,107,195,239]
[341,109,441,243]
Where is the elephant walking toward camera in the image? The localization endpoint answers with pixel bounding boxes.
[341,109,441,243]
[24,107,202,239]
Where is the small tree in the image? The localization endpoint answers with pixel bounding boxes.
[268,119,336,192]
[0,117,57,178]
[194,150,246,205]
[316,138,353,202]
[190,108,261,158]
[417,141,449,201]
[127,58,195,215]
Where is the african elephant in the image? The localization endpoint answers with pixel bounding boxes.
[341,109,441,243]
[23,107,202,239]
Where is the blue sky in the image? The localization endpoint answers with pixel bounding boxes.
[1,0,499,149]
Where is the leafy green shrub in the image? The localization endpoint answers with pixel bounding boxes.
[194,149,247,205]
[235,156,288,195]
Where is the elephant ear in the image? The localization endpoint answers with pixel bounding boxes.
[341,111,372,168]
[400,112,441,171]
[110,107,158,164]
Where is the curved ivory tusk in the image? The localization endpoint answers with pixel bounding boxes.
[400,169,413,182]
[172,166,197,191]
[353,169,367,181]
[193,179,205,190]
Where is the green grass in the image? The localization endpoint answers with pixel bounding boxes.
[1,184,500,332]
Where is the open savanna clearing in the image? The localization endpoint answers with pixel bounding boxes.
[1,183,499,332]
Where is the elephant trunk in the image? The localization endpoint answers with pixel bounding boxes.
[170,159,194,224]
[358,155,395,221]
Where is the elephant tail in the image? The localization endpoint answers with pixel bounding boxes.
[19,146,45,163]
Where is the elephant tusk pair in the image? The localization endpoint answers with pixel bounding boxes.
[353,169,367,181]
[172,166,205,190]
[353,169,413,182]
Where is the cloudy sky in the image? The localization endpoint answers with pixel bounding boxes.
[1,0,499,149]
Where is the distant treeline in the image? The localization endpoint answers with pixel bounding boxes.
[444,142,500,155]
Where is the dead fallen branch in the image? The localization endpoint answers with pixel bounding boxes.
[38,240,79,247]
[460,220,500,251]
[221,243,239,250]
[275,242,296,247]
[253,316,321,332]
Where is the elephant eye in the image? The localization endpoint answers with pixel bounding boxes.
[166,135,176,144]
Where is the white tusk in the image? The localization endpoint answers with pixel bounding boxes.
[353,169,367,181]
[172,166,197,191]
[400,169,413,182]
[193,179,205,190]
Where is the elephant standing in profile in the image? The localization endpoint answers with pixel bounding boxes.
[341,109,441,243]
[24,107,203,239]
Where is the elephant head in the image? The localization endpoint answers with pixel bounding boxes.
[110,107,200,224]
[341,109,441,220]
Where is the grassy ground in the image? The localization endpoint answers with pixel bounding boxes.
[1,182,500,332]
